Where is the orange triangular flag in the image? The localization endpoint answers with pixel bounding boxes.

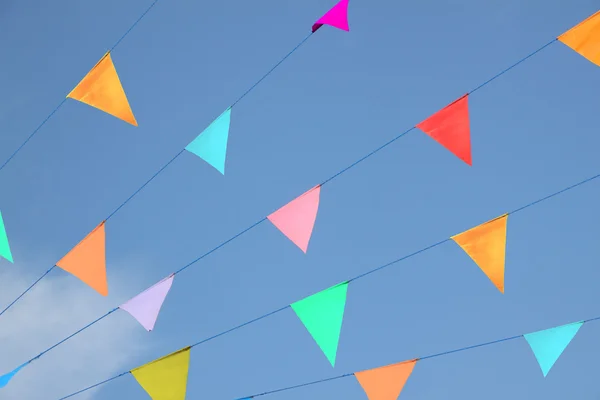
[354,360,417,400]
[67,52,137,126]
[56,221,108,296]
[416,94,471,165]
[451,214,508,293]
[558,11,600,67]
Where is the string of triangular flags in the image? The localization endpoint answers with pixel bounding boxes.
[5,166,596,391]
[57,315,598,399]
[3,3,599,320]
[2,3,599,398]
[0,0,350,316]
[3,6,600,389]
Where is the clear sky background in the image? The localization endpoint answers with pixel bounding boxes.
[0,0,599,399]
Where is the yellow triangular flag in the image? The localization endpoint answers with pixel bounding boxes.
[131,346,191,400]
[67,52,138,126]
[451,214,508,293]
[558,11,600,67]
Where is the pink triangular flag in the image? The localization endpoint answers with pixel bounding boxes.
[120,274,174,331]
[268,185,321,253]
[312,0,350,33]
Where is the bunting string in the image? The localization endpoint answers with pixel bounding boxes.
[1,2,599,398]
[3,7,599,380]
[0,28,316,316]
[239,317,600,399]
[0,0,161,174]
[57,313,600,400]
[0,12,569,316]
[49,167,600,398]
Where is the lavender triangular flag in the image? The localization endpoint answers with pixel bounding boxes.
[120,274,174,331]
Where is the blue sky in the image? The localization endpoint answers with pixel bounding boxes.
[0,0,600,398]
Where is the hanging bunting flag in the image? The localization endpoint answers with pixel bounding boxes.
[185,108,232,174]
[354,360,417,400]
[291,281,348,367]
[120,274,175,331]
[0,210,13,263]
[312,0,350,33]
[131,346,191,400]
[267,185,321,253]
[451,214,508,293]
[524,321,583,377]
[558,11,600,67]
[56,221,108,296]
[0,363,27,389]
[67,52,137,126]
[416,94,472,165]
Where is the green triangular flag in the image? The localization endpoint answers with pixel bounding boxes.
[0,211,13,263]
[185,108,231,174]
[291,281,348,367]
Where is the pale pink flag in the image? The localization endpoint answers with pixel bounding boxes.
[120,274,174,331]
[268,185,321,253]
[312,0,350,33]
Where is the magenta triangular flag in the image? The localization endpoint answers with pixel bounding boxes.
[268,185,321,253]
[120,274,174,331]
[312,0,350,33]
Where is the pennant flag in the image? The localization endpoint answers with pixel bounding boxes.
[451,214,508,293]
[0,210,13,263]
[291,281,348,367]
[558,11,600,67]
[120,274,175,331]
[67,52,137,126]
[185,108,232,174]
[312,0,350,33]
[354,360,417,400]
[416,94,471,165]
[267,186,321,253]
[131,346,191,400]
[524,322,583,377]
[56,221,108,296]
[0,363,26,389]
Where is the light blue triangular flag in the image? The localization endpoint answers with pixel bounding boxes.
[185,108,232,174]
[524,321,583,377]
[0,363,27,388]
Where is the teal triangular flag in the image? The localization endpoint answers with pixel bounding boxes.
[185,108,231,174]
[0,210,13,263]
[291,282,348,367]
[524,321,583,377]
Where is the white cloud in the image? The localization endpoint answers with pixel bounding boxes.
[0,263,149,399]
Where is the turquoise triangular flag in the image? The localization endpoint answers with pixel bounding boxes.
[524,321,583,377]
[0,210,13,263]
[0,363,27,388]
[291,282,348,367]
[185,108,232,174]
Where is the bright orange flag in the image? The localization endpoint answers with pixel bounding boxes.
[56,221,108,296]
[354,360,417,400]
[416,94,471,166]
[451,214,508,293]
[558,11,600,67]
[67,52,138,126]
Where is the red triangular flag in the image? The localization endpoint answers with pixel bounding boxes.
[267,186,321,253]
[416,94,471,165]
